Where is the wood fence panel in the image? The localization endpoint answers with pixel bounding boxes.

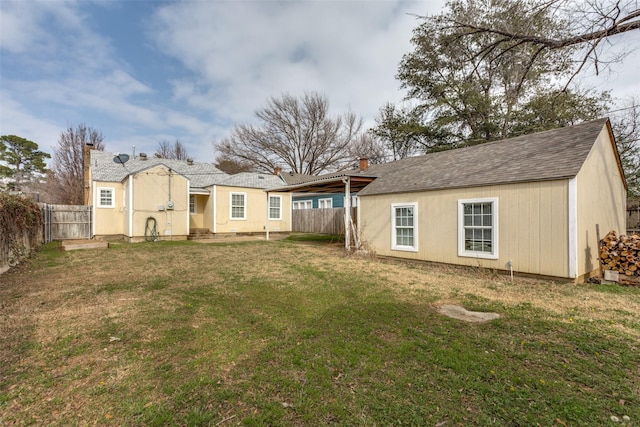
[292,208,356,235]
[41,204,92,241]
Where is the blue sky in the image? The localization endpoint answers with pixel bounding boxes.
[1,0,639,165]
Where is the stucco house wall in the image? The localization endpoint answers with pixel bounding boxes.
[93,181,125,237]
[129,164,190,239]
[213,185,290,233]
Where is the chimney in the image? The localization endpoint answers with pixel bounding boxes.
[359,158,369,172]
[83,143,94,205]
[274,166,282,176]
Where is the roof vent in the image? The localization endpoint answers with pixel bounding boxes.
[258,175,264,179]
[187,159,194,165]
[139,153,148,160]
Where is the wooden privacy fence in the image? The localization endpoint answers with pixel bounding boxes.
[292,207,356,235]
[627,199,640,234]
[41,204,92,242]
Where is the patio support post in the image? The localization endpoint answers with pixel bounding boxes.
[344,177,351,251]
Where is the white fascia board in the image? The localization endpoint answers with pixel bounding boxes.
[568,178,578,278]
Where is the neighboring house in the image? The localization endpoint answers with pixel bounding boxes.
[89,151,291,241]
[275,118,627,283]
[291,193,358,209]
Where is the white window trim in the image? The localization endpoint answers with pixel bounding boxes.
[230,192,247,220]
[97,187,115,208]
[391,203,418,252]
[293,200,312,210]
[269,195,282,220]
[318,198,333,209]
[189,194,196,214]
[458,197,499,260]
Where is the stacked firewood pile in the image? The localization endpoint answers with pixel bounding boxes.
[600,230,640,277]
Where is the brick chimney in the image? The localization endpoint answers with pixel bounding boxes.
[274,166,282,175]
[83,143,94,205]
[359,158,369,171]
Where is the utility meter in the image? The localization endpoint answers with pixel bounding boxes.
[166,200,174,210]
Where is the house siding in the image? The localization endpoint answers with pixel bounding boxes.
[93,182,125,236]
[215,186,291,233]
[130,165,190,239]
[360,180,570,278]
[575,126,627,280]
[189,194,207,229]
[292,193,355,209]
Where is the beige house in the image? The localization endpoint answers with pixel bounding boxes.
[276,118,626,283]
[89,151,291,241]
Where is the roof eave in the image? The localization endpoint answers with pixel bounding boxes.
[360,175,579,197]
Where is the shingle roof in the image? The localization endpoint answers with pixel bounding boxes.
[91,151,289,190]
[90,151,228,189]
[220,172,287,190]
[359,118,614,196]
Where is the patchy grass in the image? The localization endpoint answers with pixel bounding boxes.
[1,239,639,426]
[285,233,345,243]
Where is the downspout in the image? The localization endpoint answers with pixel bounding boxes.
[168,169,172,240]
[266,191,270,241]
[186,179,190,237]
[568,178,578,279]
[128,175,133,238]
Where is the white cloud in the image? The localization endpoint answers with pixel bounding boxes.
[0,93,64,156]
[151,1,444,132]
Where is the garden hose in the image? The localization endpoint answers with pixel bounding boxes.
[145,217,159,242]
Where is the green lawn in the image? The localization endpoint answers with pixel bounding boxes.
[1,236,639,426]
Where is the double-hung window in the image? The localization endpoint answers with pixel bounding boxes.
[458,198,498,259]
[189,195,196,214]
[318,198,333,209]
[293,200,312,210]
[97,187,115,208]
[269,195,282,220]
[391,203,418,252]
[230,192,246,220]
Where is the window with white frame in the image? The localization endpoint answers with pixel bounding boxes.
[230,192,246,220]
[97,187,115,208]
[189,195,196,214]
[269,195,282,220]
[318,198,333,209]
[458,198,498,259]
[293,200,312,210]
[391,203,418,252]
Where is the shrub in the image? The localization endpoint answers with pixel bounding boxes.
[0,193,42,268]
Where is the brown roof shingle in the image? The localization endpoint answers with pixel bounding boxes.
[359,118,613,196]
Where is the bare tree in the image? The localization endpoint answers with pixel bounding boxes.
[441,0,640,88]
[214,92,364,175]
[610,98,640,196]
[213,153,255,174]
[49,124,104,204]
[348,133,389,165]
[154,140,191,160]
